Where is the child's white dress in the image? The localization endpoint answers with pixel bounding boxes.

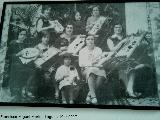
[55,65,79,90]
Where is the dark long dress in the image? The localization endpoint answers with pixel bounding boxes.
[73,20,86,35]
[132,43,158,97]
[8,39,32,98]
[102,36,126,101]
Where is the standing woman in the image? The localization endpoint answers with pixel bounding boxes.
[86,5,105,34]
[36,5,56,45]
[73,11,86,35]
[79,35,106,104]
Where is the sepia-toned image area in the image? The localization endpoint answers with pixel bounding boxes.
[0,2,160,107]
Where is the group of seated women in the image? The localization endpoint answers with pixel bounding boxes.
[7,5,157,104]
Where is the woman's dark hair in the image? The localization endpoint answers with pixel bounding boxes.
[17,29,28,39]
[73,11,81,20]
[41,5,52,13]
[64,21,74,28]
[113,23,122,29]
[112,22,124,35]
[85,35,95,45]
[63,53,72,60]
[63,21,74,34]
[40,31,50,39]
[89,5,102,16]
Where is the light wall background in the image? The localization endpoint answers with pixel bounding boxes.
[0,1,160,120]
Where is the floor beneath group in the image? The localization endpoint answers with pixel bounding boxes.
[0,88,160,107]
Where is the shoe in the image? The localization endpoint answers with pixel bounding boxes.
[69,100,74,104]
[55,93,59,100]
[27,92,35,98]
[21,89,26,98]
[91,97,97,104]
[127,91,138,98]
[55,96,59,100]
[134,92,142,97]
[62,100,67,104]
[86,95,91,104]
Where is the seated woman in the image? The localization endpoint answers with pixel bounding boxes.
[105,24,130,100]
[106,24,136,98]
[55,22,75,55]
[107,24,126,52]
[28,32,54,99]
[8,30,33,101]
[79,35,106,104]
[106,24,156,98]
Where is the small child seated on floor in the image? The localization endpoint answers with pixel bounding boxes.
[55,53,80,104]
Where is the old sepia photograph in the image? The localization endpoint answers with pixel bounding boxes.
[0,1,160,108]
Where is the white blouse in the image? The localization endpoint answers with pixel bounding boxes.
[79,46,103,67]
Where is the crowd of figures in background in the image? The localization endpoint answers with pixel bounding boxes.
[1,4,159,105]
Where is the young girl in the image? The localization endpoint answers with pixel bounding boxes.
[55,54,80,104]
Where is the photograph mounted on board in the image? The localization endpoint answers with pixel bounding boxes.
[0,2,160,108]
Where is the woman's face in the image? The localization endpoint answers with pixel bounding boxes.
[44,8,51,17]
[65,25,73,35]
[64,58,71,66]
[86,36,95,47]
[92,7,100,17]
[18,31,27,42]
[114,25,122,34]
[42,35,49,44]
[75,12,81,21]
